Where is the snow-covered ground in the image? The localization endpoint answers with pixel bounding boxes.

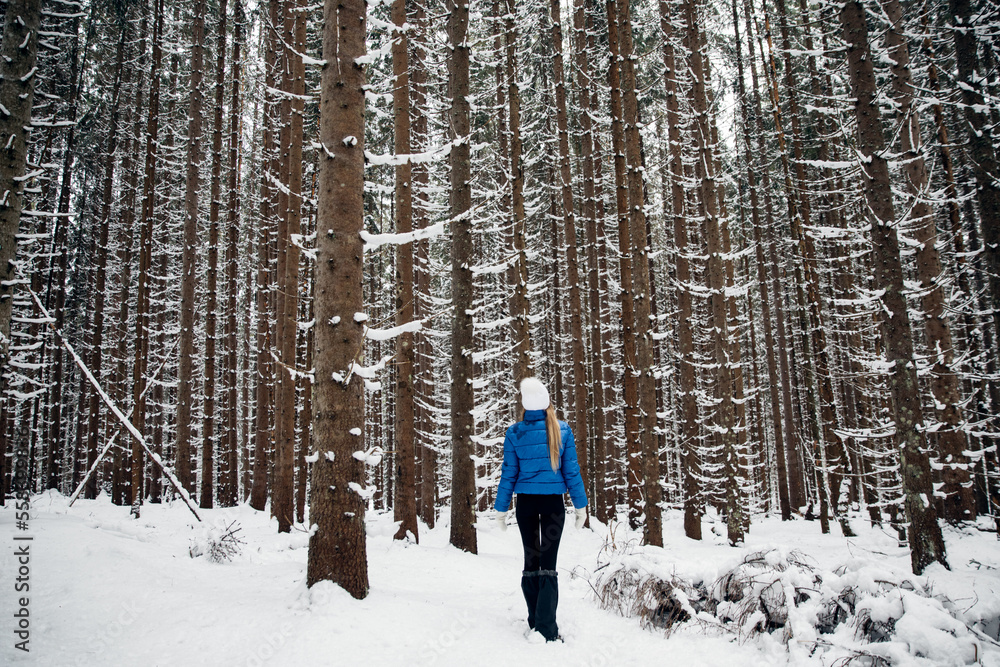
[2,492,999,666]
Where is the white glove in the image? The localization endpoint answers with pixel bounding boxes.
[574,507,587,530]
[496,510,508,532]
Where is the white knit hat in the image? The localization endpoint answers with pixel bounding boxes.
[520,377,550,411]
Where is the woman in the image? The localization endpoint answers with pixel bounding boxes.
[494,376,588,642]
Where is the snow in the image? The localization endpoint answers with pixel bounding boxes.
[3,493,1000,666]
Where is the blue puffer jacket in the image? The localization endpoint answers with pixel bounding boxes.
[493,409,588,512]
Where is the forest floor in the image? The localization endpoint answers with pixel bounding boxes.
[2,492,1000,666]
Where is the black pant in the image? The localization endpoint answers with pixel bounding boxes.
[515,494,564,640]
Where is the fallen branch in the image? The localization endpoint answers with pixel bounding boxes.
[27,289,200,522]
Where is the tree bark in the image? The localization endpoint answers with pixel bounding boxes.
[550,0,590,511]
[220,0,244,508]
[392,0,419,543]
[0,0,41,395]
[307,0,369,598]
[617,0,661,545]
[447,0,478,554]
[177,0,208,495]
[880,0,973,523]
[605,0,640,531]
[505,0,532,389]
[839,0,948,574]
[736,0,790,521]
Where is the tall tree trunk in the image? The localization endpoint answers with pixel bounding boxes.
[447,0,477,555]
[200,0,228,510]
[660,0,701,538]
[606,0,640,531]
[131,0,164,516]
[250,1,280,511]
[949,0,1000,350]
[736,0,790,521]
[839,0,948,574]
[550,0,590,508]
[46,14,85,491]
[221,0,244,508]
[392,0,419,543]
[86,25,129,500]
[684,0,740,544]
[273,0,305,532]
[505,0,532,388]
[881,0,973,523]
[178,0,208,495]
[617,0,661,545]
[307,0,369,598]
[574,0,606,520]
[0,0,41,394]
[411,0,436,530]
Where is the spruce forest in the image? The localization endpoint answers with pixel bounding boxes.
[3,0,1000,611]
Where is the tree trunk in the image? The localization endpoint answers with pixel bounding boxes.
[573,0,607,520]
[505,0,532,389]
[250,0,281,512]
[199,0,228,510]
[392,0,419,543]
[736,0,790,521]
[684,0,740,544]
[307,0,369,598]
[86,25,129,500]
[660,0,701,538]
[0,0,41,393]
[617,0,661,545]
[550,0,590,509]
[447,0,477,554]
[221,0,244,508]
[879,0,973,523]
[605,0,640,531]
[177,0,207,495]
[131,0,164,516]
[949,0,1000,353]
[839,0,948,574]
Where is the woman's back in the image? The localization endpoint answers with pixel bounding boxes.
[494,409,588,513]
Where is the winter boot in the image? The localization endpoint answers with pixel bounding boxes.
[521,571,540,630]
[534,570,559,641]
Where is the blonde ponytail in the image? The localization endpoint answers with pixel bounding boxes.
[545,405,561,471]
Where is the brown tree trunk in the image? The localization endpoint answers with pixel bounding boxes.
[410,0,436,530]
[250,1,280,511]
[505,0,532,388]
[200,0,228,510]
[447,0,477,554]
[660,0,701,539]
[86,26,129,501]
[307,0,369,598]
[550,0,590,510]
[392,0,419,543]
[131,0,164,516]
[949,0,1000,351]
[605,0,640,531]
[736,0,790,521]
[177,0,208,495]
[573,0,607,520]
[616,0,661,545]
[684,0,740,544]
[273,0,306,532]
[0,0,41,396]
[221,0,244,508]
[839,0,947,574]
[880,0,973,523]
